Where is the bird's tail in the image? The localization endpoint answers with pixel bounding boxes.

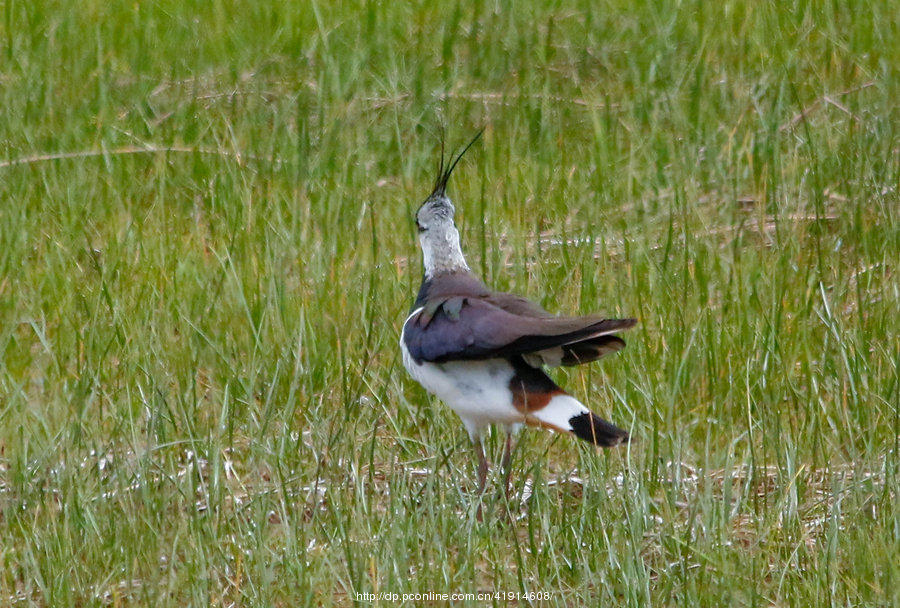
[568,411,630,446]
[525,394,630,447]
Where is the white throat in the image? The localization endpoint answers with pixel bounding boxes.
[420,224,469,278]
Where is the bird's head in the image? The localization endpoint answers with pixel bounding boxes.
[415,192,456,234]
[415,129,483,235]
[414,129,484,277]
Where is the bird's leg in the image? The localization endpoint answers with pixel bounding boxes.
[475,439,489,495]
[501,431,514,499]
[474,439,489,522]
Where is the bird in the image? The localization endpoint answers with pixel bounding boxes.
[400,131,636,499]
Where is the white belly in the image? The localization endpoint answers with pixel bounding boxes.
[401,314,523,439]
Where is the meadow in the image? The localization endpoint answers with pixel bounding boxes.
[1,0,898,605]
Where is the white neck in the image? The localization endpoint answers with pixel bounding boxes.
[420,224,469,277]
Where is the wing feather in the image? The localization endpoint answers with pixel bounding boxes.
[403,294,636,364]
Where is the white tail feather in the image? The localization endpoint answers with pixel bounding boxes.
[527,394,588,433]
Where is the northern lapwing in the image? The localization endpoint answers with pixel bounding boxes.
[400,133,636,498]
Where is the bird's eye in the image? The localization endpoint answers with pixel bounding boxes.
[416,221,426,233]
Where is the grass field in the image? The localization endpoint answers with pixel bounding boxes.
[2,0,899,605]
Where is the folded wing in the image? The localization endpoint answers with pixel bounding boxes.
[404,294,636,364]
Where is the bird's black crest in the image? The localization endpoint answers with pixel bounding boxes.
[431,128,485,198]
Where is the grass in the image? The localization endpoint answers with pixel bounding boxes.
[1,0,898,605]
